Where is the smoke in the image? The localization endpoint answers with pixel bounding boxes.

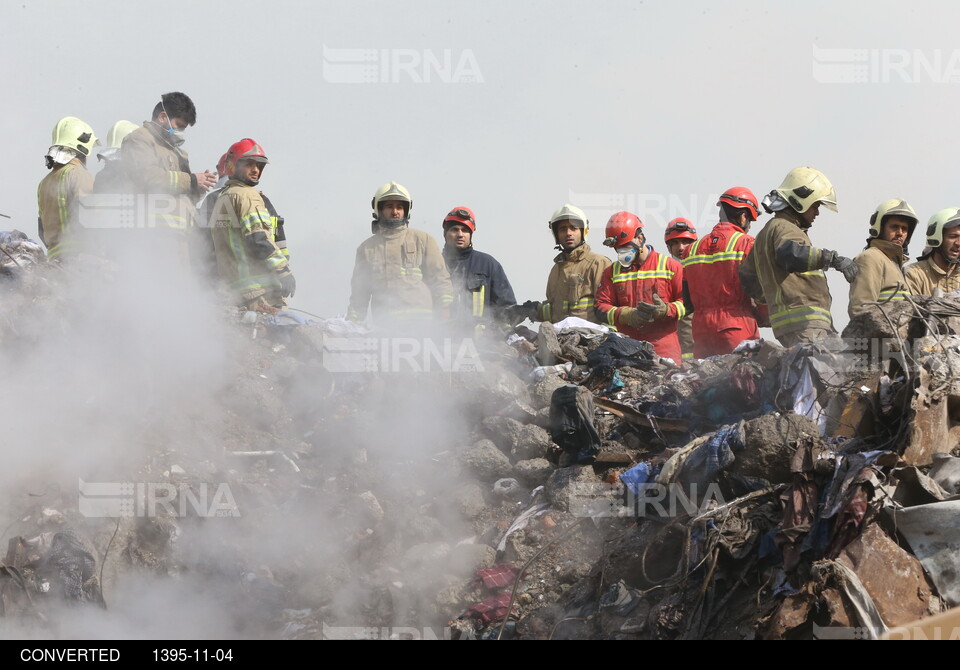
[0,223,492,639]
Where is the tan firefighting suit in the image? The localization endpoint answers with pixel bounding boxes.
[540,243,611,324]
[348,224,454,323]
[37,157,93,260]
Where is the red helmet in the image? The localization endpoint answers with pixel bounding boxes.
[717,186,760,221]
[442,206,476,233]
[603,211,644,248]
[216,152,229,178]
[225,138,268,177]
[665,218,698,243]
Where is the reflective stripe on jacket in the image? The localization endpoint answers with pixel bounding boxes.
[849,239,909,319]
[37,157,93,259]
[595,250,684,361]
[348,225,454,323]
[120,123,200,230]
[211,179,287,304]
[683,221,761,356]
[541,243,611,324]
[740,210,833,339]
[443,245,516,321]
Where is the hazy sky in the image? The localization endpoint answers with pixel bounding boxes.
[4,0,960,329]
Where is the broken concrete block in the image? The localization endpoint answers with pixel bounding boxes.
[537,321,563,366]
[459,439,513,481]
[513,425,553,461]
[448,543,497,575]
[531,374,568,410]
[734,413,821,484]
[481,416,524,455]
[514,458,554,487]
[545,465,600,513]
[452,483,487,520]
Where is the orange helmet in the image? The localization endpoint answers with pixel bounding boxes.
[216,152,229,178]
[442,206,476,233]
[665,218,698,243]
[225,138,268,176]
[718,187,760,221]
[603,211,644,248]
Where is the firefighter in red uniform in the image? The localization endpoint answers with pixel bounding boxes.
[595,212,686,362]
[665,218,698,361]
[683,187,768,358]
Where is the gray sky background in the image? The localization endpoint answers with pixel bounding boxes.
[3,0,959,330]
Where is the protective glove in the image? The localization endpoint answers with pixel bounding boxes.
[502,300,541,324]
[278,268,297,297]
[618,307,646,328]
[636,294,669,322]
[821,249,859,283]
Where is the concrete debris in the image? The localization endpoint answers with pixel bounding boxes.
[6,271,960,640]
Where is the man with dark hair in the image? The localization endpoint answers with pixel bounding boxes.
[150,92,198,127]
[440,206,516,326]
[120,92,216,265]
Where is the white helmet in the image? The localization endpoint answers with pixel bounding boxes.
[774,167,837,214]
[50,116,99,158]
[371,181,412,221]
[548,203,589,238]
[924,207,960,249]
[869,198,917,244]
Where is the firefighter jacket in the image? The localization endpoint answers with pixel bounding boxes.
[92,158,129,195]
[120,122,202,230]
[683,221,763,357]
[739,209,834,340]
[37,157,93,260]
[904,256,960,297]
[442,244,516,322]
[540,243,611,324]
[595,249,685,362]
[348,224,454,323]
[848,239,909,319]
[211,178,288,305]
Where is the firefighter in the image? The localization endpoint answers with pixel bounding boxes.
[848,199,916,318]
[595,212,685,362]
[347,181,453,326]
[683,188,767,357]
[904,208,960,297]
[211,139,294,312]
[507,204,611,324]
[92,120,138,194]
[120,92,216,266]
[664,218,698,360]
[441,206,516,326]
[37,116,98,260]
[739,167,857,347]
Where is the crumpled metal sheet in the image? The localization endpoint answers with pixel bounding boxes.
[892,501,960,608]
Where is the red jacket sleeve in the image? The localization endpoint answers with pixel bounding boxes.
[594,265,620,327]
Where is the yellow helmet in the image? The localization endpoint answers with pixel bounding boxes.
[51,116,99,158]
[775,167,837,214]
[869,198,917,243]
[924,207,960,249]
[371,181,412,220]
[105,120,139,150]
[548,203,589,238]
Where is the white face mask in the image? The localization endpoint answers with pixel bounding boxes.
[159,100,186,147]
[617,245,639,266]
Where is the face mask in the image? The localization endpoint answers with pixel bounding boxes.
[617,245,639,266]
[159,99,186,147]
[166,128,186,147]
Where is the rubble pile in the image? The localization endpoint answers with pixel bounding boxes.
[3,280,960,639]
